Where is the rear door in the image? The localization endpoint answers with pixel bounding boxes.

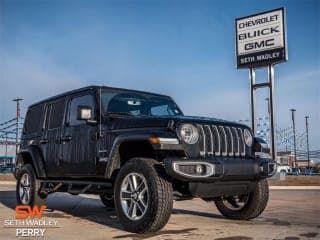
[61,93,98,176]
[42,99,66,177]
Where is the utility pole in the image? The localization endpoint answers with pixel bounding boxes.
[290,109,297,168]
[5,132,8,157]
[13,98,23,155]
[305,116,310,169]
[265,98,270,114]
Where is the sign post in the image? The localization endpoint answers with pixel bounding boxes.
[235,8,287,160]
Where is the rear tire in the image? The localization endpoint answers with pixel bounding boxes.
[214,179,269,220]
[99,192,115,208]
[16,164,46,206]
[114,158,173,233]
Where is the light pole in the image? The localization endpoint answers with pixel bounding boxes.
[13,98,23,155]
[290,109,297,168]
[305,116,310,169]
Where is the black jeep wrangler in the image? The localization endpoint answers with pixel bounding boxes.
[15,86,275,233]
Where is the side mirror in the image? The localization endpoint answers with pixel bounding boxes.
[77,105,92,121]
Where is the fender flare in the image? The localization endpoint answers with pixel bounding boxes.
[17,146,47,178]
[104,134,155,179]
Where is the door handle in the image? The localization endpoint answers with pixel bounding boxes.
[39,139,48,144]
[61,136,72,142]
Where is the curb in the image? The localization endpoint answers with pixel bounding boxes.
[270,186,320,190]
[0,181,16,185]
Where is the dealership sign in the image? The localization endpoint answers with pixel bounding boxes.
[235,8,287,68]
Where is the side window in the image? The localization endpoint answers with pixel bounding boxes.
[151,105,170,116]
[48,99,65,129]
[69,94,95,126]
[43,104,51,129]
[24,105,44,134]
[150,104,177,116]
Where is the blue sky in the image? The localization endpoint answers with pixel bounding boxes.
[0,0,319,149]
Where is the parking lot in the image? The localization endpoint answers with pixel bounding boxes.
[0,182,319,240]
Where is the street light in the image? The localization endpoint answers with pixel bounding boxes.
[13,98,23,155]
[290,109,297,168]
[305,116,310,169]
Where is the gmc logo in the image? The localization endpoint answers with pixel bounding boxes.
[15,205,47,219]
[245,39,275,51]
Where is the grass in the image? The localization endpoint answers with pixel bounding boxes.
[0,173,15,181]
[268,175,320,186]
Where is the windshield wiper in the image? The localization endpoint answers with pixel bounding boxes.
[107,112,153,118]
[107,112,137,117]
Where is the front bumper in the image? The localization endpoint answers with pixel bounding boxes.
[163,157,276,182]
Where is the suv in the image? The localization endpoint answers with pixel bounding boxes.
[15,86,276,233]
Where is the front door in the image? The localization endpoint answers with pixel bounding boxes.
[61,93,97,176]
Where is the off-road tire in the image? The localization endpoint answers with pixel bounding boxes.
[16,164,46,206]
[114,158,173,233]
[99,192,115,208]
[215,179,269,220]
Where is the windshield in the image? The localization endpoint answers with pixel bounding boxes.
[101,90,183,117]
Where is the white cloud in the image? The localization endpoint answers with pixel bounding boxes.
[0,47,84,120]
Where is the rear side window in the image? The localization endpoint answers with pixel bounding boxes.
[48,99,65,129]
[24,105,44,134]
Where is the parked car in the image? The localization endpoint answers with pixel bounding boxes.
[15,86,276,233]
[303,168,313,176]
[289,168,301,176]
[0,156,15,173]
[276,164,292,175]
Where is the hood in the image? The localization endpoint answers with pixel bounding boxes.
[166,115,248,128]
[107,115,250,130]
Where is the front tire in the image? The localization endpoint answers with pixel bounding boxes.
[16,164,46,206]
[114,158,173,233]
[214,179,269,220]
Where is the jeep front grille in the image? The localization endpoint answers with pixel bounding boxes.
[197,124,248,157]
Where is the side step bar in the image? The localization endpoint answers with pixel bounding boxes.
[39,179,113,196]
[40,179,113,186]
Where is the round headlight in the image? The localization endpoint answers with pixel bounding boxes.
[243,129,253,146]
[179,124,199,144]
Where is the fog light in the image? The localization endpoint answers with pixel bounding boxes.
[196,165,204,174]
[171,161,216,178]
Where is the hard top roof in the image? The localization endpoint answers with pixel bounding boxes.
[28,85,172,109]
